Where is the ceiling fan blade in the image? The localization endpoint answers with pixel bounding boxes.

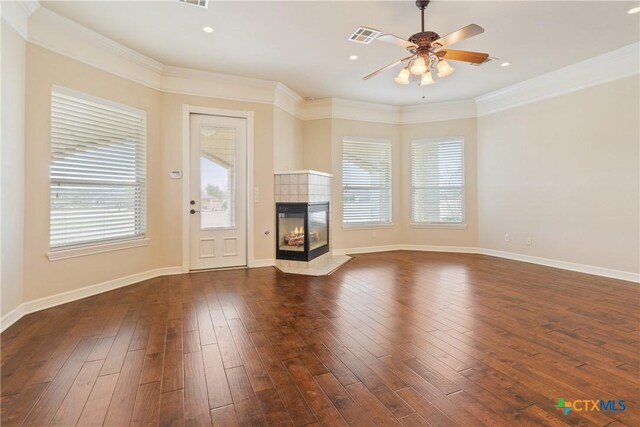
[437,49,489,64]
[363,55,414,80]
[376,34,418,50]
[432,24,484,49]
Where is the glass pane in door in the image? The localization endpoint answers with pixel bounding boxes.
[200,126,236,229]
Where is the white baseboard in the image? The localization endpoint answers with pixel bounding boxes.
[0,305,26,333]
[250,258,275,268]
[477,248,640,283]
[333,244,639,283]
[403,245,480,254]
[332,245,405,256]
[0,266,182,333]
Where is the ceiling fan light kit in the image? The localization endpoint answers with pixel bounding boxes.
[420,71,435,86]
[437,60,455,78]
[394,68,411,85]
[358,0,490,91]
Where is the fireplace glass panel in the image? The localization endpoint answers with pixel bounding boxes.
[308,209,328,251]
[278,212,305,252]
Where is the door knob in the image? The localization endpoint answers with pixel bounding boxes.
[190,200,196,205]
[190,209,200,214]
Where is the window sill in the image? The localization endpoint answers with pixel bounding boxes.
[47,237,149,261]
[342,223,395,230]
[410,223,467,230]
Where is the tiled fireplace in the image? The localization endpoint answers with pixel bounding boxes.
[274,170,348,274]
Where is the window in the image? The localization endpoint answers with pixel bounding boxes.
[50,87,147,250]
[411,138,464,224]
[342,138,392,225]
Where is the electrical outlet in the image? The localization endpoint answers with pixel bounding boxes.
[504,234,510,242]
[526,237,532,245]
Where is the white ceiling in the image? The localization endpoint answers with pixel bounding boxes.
[41,1,640,106]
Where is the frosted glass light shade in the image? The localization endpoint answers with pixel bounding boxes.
[394,68,410,85]
[410,57,427,75]
[437,60,455,77]
[420,71,435,86]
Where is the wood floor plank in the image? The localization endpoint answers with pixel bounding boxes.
[345,382,402,426]
[21,336,97,426]
[249,331,317,426]
[140,351,164,385]
[314,372,373,426]
[225,365,267,426]
[0,382,49,426]
[50,359,103,426]
[1,251,637,427]
[211,404,239,426]
[162,319,184,393]
[201,344,233,410]
[76,373,120,427]
[159,389,185,427]
[284,358,348,427]
[130,381,161,427]
[103,349,146,426]
[184,351,212,426]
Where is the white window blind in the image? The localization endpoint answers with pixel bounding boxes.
[411,138,464,224]
[50,88,147,249]
[342,138,392,225]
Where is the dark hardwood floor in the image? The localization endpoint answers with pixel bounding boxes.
[1,251,639,426]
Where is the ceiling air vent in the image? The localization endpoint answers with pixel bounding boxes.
[348,27,381,44]
[178,0,208,9]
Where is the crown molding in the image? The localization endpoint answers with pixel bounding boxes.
[162,65,277,105]
[299,98,334,121]
[400,99,476,124]
[28,7,164,90]
[1,0,39,39]
[299,98,476,125]
[21,6,638,125]
[22,6,483,125]
[475,42,640,117]
[332,98,401,124]
[274,83,305,117]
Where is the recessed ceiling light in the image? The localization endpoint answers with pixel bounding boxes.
[500,62,511,67]
[628,6,640,14]
[203,26,214,33]
[349,55,358,60]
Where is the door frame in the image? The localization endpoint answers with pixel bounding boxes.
[181,105,255,272]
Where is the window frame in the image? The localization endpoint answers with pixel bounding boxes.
[410,137,466,228]
[47,86,148,260]
[341,137,393,228]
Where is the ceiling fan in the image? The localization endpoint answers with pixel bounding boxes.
[359,0,490,86]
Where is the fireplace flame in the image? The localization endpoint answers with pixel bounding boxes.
[293,226,304,235]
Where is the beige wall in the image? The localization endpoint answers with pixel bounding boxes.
[159,93,275,265]
[300,117,478,252]
[1,21,26,316]
[23,44,163,301]
[401,118,478,248]
[302,118,332,173]
[273,107,303,171]
[478,76,640,274]
[7,38,639,316]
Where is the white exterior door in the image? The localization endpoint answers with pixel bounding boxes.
[189,114,247,270]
